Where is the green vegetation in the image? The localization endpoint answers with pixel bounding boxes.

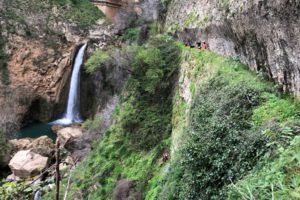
[227,93,300,199]
[0,181,32,200]
[50,0,104,27]
[154,48,300,199]
[228,135,300,199]
[122,28,140,43]
[184,12,198,27]
[82,115,103,131]
[44,35,181,199]
[44,38,300,199]
[85,50,110,74]
[2,0,103,33]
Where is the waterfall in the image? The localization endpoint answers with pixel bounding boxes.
[34,190,41,200]
[51,44,87,125]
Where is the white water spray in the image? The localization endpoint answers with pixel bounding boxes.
[51,44,87,125]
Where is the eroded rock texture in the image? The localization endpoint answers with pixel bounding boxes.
[0,0,117,135]
[165,0,300,96]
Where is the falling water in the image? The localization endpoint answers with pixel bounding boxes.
[34,190,41,200]
[51,44,87,125]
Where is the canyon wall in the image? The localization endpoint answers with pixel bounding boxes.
[165,0,300,96]
[0,0,116,135]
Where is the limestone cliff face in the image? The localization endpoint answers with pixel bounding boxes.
[165,0,300,96]
[0,0,116,135]
[0,24,70,134]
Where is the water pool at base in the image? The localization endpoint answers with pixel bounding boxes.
[17,123,57,141]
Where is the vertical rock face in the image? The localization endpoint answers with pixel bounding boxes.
[0,0,117,135]
[165,0,300,96]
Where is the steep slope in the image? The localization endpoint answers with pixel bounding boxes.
[42,35,300,199]
[165,0,300,97]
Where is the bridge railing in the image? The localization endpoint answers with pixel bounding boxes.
[90,0,122,8]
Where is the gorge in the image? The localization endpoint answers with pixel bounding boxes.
[1,0,300,200]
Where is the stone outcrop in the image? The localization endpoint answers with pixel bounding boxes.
[51,125,64,134]
[6,173,21,181]
[9,138,33,152]
[57,127,83,147]
[113,179,142,200]
[9,136,55,157]
[9,150,48,178]
[57,126,93,161]
[165,0,300,97]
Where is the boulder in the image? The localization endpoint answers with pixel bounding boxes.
[6,174,21,181]
[28,136,55,157]
[9,150,48,178]
[57,127,83,147]
[9,136,55,157]
[51,125,64,133]
[9,138,33,152]
[113,179,142,200]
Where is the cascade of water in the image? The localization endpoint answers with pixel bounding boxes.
[51,44,87,125]
[34,190,41,200]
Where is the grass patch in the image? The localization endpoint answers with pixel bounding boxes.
[82,115,103,131]
[156,48,300,199]
[228,135,300,199]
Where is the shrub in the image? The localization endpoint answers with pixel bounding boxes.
[120,35,181,150]
[85,50,110,73]
[228,136,300,200]
[158,49,300,200]
[122,27,140,42]
[0,181,32,200]
[82,115,103,131]
[172,78,268,200]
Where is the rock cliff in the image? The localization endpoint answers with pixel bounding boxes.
[0,0,116,135]
[165,0,300,96]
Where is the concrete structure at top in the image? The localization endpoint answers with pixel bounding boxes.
[90,0,139,20]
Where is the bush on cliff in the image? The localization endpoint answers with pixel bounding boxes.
[157,49,300,200]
